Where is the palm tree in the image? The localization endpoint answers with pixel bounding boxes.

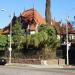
[45,0,51,25]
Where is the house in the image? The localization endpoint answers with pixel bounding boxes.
[21,8,46,34]
[2,8,75,42]
[3,8,46,35]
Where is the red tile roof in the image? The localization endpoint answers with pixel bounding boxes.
[3,26,10,34]
[2,8,75,35]
[22,8,46,25]
[3,8,46,33]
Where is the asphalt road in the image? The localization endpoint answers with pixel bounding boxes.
[0,66,75,75]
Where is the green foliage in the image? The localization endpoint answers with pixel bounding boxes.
[38,24,60,59]
[38,24,47,32]
[24,31,48,48]
[33,31,48,47]
[46,26,57,48]
[0,34,8,50]
[12,19,25,50]
[38,24,60,49]
[12,19,60,59]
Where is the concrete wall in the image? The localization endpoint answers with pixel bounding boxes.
[41,59,65,65]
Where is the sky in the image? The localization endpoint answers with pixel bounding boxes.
[0,0,75,28]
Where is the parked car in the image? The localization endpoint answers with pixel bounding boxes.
[0,58,7,65]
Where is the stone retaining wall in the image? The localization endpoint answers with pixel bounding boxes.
[47,59,65,65]
[11,59,41,64]
[11,58,65,65]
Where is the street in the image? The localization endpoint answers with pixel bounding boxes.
[0,66,75,75]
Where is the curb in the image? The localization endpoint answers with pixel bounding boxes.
[5,63,64,68]
[5,63,75,69]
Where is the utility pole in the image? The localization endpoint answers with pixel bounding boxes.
[1,9,12,64]
[66,16,69,65]
[8,15,12,64]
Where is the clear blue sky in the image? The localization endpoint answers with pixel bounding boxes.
[0,0,75,28]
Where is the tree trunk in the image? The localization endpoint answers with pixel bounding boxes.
[45,0,51,25]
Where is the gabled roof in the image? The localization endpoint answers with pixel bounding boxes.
[3,16,17,34]
[62,22,75,34]
[21,8,46,25]
[52,20,75,35]
[2,8,75,35]
[3,8,46,33]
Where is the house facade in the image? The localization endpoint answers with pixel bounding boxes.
[3,8,46,35]
[2,8,75,44]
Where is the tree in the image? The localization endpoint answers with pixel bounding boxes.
[46,26,60,58]
[38,24,60,59]
[24,31,48,48]
[0,34,8,50]
[12,19,25,51]
[38,24,57,49]
[45,0,51,25]
[33,31,48,47]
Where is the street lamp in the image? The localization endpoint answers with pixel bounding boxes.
[66,16,70,65]
[1,9,12,64]
[65,6,75,65]
[1,9,7,11]
[8,15,12,64]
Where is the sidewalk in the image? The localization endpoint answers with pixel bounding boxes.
[28,64,63,68]
[6,63,64,68]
